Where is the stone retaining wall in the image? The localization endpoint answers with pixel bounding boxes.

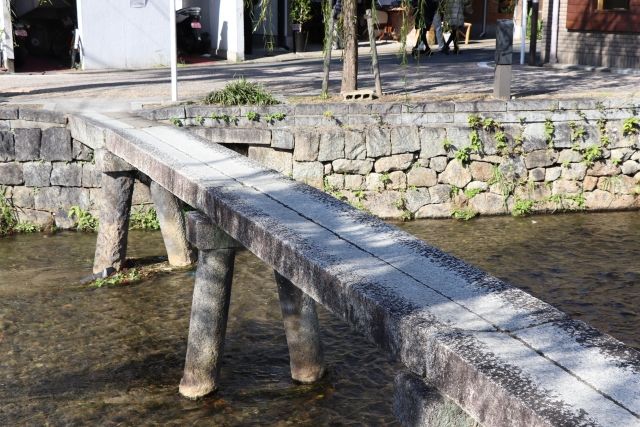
[0,107,152,229]
[143,99,640,219]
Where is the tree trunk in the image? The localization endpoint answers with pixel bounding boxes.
[341,0,358,92]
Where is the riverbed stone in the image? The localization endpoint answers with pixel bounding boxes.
[365,173,385,191]
[332,159,373,175]
[419,128,448,159]
[406,188,431,212]
[0,131,14,161]
[429,156,448,173]
[469,161,494,182]
[318,129,345,161]
[587,161,621,176]
[529,168,545,182]
[41,128,72,161]
[387,171,407,190]
[366,127,391,158]
[557,149,583,164]
[248,146,293,176]
[293,130,319,161]
[407,167,437,187]
[293,161,324,189]
[51,163,82,187]
[0,163,23,185]
[525,150,557,169]
[438,161,472,188]
[374,154,414,173]
[621,160,640,175]
[23,162,52,187]
[415,202,453,218]
[553,179,582,195]
[561,163,587,181]
[545,167,562,182]
[469,192,509,215]
[391,127,420,154]
[325,174,344,190]
[429,184,452,204]
[344,130,366,160]
[14,129,41,161]
[344,174,364,190]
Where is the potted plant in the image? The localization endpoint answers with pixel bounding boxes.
[290,0,312,52]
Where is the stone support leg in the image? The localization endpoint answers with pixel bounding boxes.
[179,212,240,399]
[92,171,135,274]
[150,181,194,267]
[274,271,325,383]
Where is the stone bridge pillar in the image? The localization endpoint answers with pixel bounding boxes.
[179,211,240,399]
[93,150,136,275]
[275,271,325,383]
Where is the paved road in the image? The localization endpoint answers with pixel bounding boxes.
[1,40,638,111]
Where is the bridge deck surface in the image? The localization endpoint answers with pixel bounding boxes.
[72,111,640,427]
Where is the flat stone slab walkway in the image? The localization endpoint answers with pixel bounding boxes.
[70,110,640,426]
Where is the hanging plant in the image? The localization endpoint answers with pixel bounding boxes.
[290,0,312,25]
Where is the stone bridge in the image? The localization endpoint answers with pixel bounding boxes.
[28,108,640,426]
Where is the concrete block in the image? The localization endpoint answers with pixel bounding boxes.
[51,163,83,187]
[0,163,23,185]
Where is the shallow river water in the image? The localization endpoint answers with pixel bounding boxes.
[1,211,639,425]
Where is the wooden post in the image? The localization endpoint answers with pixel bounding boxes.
[321,14,335,98]
[366,9,383,98]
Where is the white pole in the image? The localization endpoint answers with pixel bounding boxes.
[520,0,526,64]
[550,0,560,63]
[169,0,178,102]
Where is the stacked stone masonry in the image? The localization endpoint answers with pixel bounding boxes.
[145,99,640,220]
[0,108,152,229]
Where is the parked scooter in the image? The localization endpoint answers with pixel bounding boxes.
[176,7,209,54]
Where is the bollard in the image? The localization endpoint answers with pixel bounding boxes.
[493,19,514,101]
[149,181,194,267]
[93,151,136,274]
[179,211,240,399]
[274,271,325,383]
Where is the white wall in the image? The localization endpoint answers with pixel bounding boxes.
[78,0,170,69]
[1,0,13,66]
[211,0,244,61]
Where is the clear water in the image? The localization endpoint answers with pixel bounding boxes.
[2,211,639,425]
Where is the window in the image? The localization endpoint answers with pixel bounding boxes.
[566,0,640,32]
[597,0,630,10]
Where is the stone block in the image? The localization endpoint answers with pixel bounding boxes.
[404,102,455,113]
[365,173,385,191]
[96,149,135,173]
[529,168,545,182]
[469,192,509,215]
[597,175,637,195]
[610,148,633,163]
[429,157,448,173]
[552,124,573,148]
[561,163,587,181]
[455,100,506,112]
[374,154,414,173]
[621,160,640,176]
[132,181,152,205]
[584,175,598,191]
[248,146,293,176]
[429,184,452,204]
[438,161,472,188]
[522,123,548,152]
[16,209,53,228]
[366,127,391,158]
[420,128,448,158]
[325,174,344,190]
[552,179,582,195]
[332,159,373,175]
[185,211,239,252]
[293,130,320,161]
[469,161,494,182]
[0,131,14,161]
[19,108,67,124]
[344,130,366,160]
[363,191,403,218]
[23,162,52,187]
[415,202,453,218]
[67,115,106,149]
[391,127,420,154]
[524,150,557,169]
[208,127,271,145]
[51,163,83,187]
[82,163,102,188]
[587,161,621,177]
[407,167,437,187]
[11,186,35,209]
[150,106,186,120]
[387,171,407,190]
[507,99,558,112]
[14,129,41,161]
[324,163,332,174]
[545,167,562,182]
[72,140,94,161]
[344,174,364,190]
[406,188,431,212]
[442,126,468,152]
[0,108,18,120]
[41,128,72,161]
[0,163,23,185]
[557,149,583,164]
[35,186,90,211]
[318,129,345,161]
[499,157,527,181]
[271,129,294,150]
[293,161,324,189]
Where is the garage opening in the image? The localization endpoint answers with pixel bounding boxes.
[10,0,78,73]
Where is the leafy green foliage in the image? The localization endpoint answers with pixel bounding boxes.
[246,111,260,121]
[68,206,98,232]
[169,117,183,127]
[442,137,453,151]
[0,187,17,236]
[581,145,604,167]
[451,207,478,221]
[544,119,555,148]
[494,131,508,153]
[290,0,312,24]
[512,198,535,217]
[454,146,473,165]
[622,117,640,136]
[129,207,160,231]
[14,222,39,233]
[264,112,287,124]
[464,187,484,199]
[204,78,280,106]
[93,269,141,288]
